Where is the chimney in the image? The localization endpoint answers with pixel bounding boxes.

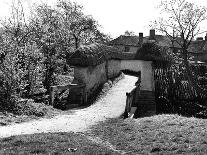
[139,32,143,45]
[149,29,155,40]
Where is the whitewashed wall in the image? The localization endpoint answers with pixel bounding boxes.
[73,62,107,97]
[120,60,154,91]
[73,59,154,98]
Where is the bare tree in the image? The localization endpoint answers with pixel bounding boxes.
[153,0,207,95]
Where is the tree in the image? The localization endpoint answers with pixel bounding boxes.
[30,0,109,92]
[56,0,108,49]
[124,30,135,36]
[0,0,40,105]
[30,3,62,92]
[153,0,207,95]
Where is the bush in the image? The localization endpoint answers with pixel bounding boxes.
[11,99,48,117]
[54,74,74,85]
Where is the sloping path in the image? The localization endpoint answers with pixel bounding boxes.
[0,75,137,138]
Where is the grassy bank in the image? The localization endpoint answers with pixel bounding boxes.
[0,132,116,155]
[1,114,207,154]
[89,114,207,154]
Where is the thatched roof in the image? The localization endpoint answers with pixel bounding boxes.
[67,43,135,66]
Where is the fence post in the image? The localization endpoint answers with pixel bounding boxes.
[124,92,130,118]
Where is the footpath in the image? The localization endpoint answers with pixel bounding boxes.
[0,75,137,138]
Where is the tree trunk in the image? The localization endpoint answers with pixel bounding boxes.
[43,66,54,94]
[73,34,79,49]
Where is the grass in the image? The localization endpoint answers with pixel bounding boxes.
[0,101,62,126]
[88,114,207,155]
[0,132,116,155]
[1,114,207,154]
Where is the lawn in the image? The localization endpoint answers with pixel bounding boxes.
[1,114,207,155]
[0,132,116,155]
[89,114,207,154]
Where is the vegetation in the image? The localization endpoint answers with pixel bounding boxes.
[153,0,207,95]
[0,100,61,126]
[89,115,207,154]
[1,115,207,154]
[145,0,207,117]
[124,30,135,36]
[135,42,170,62]
[0,0,111,114]
[0,132,116,155]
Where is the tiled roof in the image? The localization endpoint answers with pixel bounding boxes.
[109,34,207,52]
[188,40,207,54]
[109,34,181,48]
[154,35,173,47]
[109,35,143,46]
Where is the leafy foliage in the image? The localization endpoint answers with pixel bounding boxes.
[0,0,110,113]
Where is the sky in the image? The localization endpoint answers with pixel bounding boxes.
[0,0,207,39]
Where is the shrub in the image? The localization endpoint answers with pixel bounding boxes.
[54,74,74,86]
[11,99,48,117]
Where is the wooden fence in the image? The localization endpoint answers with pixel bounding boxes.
[154,63,207,117]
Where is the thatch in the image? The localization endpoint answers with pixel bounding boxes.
[67,43,135,66]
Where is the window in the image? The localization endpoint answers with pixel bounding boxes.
[124,46,130,52]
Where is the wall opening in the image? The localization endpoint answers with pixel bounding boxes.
[121,70,141,77]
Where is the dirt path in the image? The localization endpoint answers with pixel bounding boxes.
[0,75,137,138]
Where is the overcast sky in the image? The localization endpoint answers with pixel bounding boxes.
[0,0,207,38]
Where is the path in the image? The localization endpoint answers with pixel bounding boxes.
[0,75,138,138]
